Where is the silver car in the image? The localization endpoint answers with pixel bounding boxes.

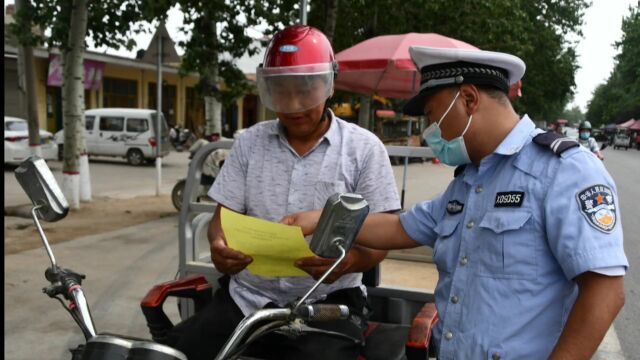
[4,116,58,165]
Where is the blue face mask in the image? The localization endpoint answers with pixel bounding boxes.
[580,132,590,140]
[422,91,473,166]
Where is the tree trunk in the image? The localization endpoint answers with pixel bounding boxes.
[23,46,42,157]
[202,10,222,137]
[324,0,339,43]
[15,0,41,157]
[204,94,222,136]
[62,0,90,209]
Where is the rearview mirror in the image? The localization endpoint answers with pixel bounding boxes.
[309,193,369,258]
[14,156,69,222]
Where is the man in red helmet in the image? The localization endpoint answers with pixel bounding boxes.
[166,25,400,360]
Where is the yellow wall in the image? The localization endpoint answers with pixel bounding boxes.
[27,55,259,132]
[100,64,200,127]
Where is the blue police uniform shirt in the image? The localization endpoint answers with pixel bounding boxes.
[400,115,628,360]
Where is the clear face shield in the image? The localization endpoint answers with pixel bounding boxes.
[257,63,334,114]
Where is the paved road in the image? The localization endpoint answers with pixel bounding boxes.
[4,151,191,207]
[4,217,182,360]
[601,147,640,358]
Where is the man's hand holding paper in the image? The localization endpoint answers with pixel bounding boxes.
[221,208,315,277]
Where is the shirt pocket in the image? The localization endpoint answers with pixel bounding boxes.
[313,180,348,209]
[477,210,537,279]
[432,218,461,273]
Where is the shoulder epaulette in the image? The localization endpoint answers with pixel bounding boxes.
[532,131,579,156]
[454,165,466,178]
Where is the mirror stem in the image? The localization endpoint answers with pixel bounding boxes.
[31,205,57,269]
[293,239,346,312]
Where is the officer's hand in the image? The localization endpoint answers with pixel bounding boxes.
[210,233,253,275]
[280,210,322,236]
[294,251,354,284]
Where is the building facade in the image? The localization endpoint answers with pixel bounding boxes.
[4,5,270,138]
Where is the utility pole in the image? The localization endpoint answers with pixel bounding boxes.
[300,0,308,25]
[156,22,164,196]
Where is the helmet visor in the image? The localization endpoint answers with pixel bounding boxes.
[257,63,334,114]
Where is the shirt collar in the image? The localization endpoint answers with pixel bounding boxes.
[493,114,536,156]
[269,109,339,146]
[461,114,536,185]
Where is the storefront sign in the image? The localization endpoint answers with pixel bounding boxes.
[47,54,104,90]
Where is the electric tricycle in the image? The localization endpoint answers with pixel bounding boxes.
[16,141,438,360]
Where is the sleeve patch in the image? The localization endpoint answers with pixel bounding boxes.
[576,184,616,233]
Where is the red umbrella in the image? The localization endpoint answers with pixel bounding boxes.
[628,119,640,131]
[335,33,478,99]
[618,118,637,129]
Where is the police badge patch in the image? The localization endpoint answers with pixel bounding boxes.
[576,184,617,233]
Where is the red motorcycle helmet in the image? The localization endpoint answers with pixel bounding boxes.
[257,25,337,114]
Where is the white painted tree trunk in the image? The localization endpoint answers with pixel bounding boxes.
[204,95,222,136]
[61,0,89,209]
[62,173,80,209]
[79,154,91,201]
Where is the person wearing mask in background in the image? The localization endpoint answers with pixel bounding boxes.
[284,44,627,360]
[578,121,604,160]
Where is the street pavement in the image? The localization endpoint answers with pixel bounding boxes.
[3,146,638,359]
[4,216,182,360]
[4,151,191,207]
[601,147,640,358]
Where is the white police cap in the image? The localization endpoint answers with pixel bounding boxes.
[403,46,526,116]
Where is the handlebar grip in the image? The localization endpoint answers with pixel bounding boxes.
[295,304,349,322]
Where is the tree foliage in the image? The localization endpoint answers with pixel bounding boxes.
[560,105,585,125]
[586,4,640,127]
[10,0,145,51]
[308,0,589,122]
[142,0,299,106]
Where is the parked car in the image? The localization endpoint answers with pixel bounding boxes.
[4,116,58,165]
[54,108,170,166]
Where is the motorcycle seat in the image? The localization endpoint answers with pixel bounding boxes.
[141,276,438,360]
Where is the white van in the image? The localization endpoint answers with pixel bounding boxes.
[55,108,171,165]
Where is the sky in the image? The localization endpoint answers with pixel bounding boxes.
[4,0,636,112]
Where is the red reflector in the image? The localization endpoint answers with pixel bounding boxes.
[148,137,156,147]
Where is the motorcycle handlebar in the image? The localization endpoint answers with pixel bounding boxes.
[43,266,97,339]
[294,304,350,322]
[68,285,97,339]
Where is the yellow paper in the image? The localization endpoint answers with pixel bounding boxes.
[221,208,314,277]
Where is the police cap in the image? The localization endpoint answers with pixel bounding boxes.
[403,46,526,116]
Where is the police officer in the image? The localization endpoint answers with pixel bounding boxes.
[284,44,628,359]
[578,120,605,160]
